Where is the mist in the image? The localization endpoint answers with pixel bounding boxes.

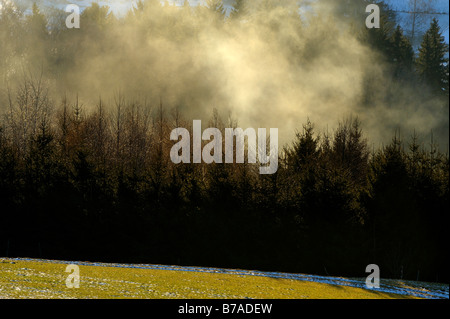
[0,0,448,149]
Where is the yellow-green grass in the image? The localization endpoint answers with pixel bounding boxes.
[0,258,422,299]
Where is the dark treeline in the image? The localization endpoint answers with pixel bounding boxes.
[0,0,449,283]
[0,84,448,282]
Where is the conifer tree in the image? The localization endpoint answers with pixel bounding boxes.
[230,0,249,20]
[359,1,397,59]
[286,119,320,173]
[389,25,415,78]
[416,18,449,95]
[205,0,226,20]
[25,3,48,67]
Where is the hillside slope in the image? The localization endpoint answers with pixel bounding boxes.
[1,258,448,299]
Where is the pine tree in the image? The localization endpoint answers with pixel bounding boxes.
[132,0,161,16]
[362,17,392,59]
[359,1,397,59]
[389,25,414,78]
[444,63,449,97]
[416,18,449,95]
[81,2,114,30]
[331,117,369,189]
[230,0,249,20]
[285,119,320,173]
[27,3,47,35]
[205,0,226,20]
[183,0,191,12]
[25,3,48,67]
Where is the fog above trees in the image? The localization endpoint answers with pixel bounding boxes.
[0,0,448,148]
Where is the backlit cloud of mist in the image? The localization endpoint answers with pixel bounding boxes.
[1,0,448,148]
